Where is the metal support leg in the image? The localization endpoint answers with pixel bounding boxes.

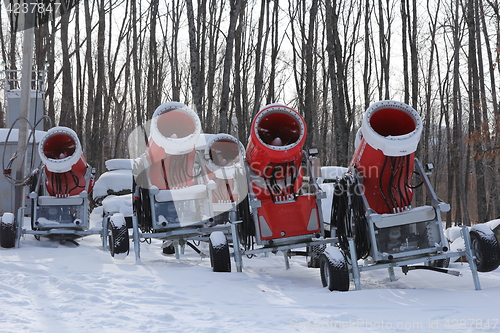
[283,251,290,270]
[102,216,108,251]
[16,207,25,248]
[231,222,243,272]
[348,238,361,290]
[175,244,181,259]
[461,225,481,290]
[388,266,397,282]
[131,215,141,264]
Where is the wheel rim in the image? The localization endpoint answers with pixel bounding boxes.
[323,260,330,282]
[108,222,114,255]
[472,237,482,263]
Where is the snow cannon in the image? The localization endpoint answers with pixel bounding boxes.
[39,126,93,197]
[246,103,306,201]
[350,100,422,214]
[145,101,202,190]
[322,101,495,292]
[204,133,247,204]
[243,104,323,244]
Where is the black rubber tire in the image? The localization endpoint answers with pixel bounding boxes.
[470,229,500,273]
[308,244,327,268]
[108,216,130,258]
[319,253,349,291]
[142,189,153,231]
[162,244,176,255]
[209,234,231,272]
[0,214,17,248]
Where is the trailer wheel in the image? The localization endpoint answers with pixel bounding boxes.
[108,214,130,258]
[470,228,500,272]
[320,249,349,292]
[209,232,231,272]
[162,243,176,255]
[0,213,17,248]
[308,244,327,268]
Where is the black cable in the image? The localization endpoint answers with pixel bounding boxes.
[186,241,202,255]
[161,158,169,189]
[332,174,371,260]
[391,156,407,210]
[379,156,392,212]
[402,155,412,206]
[236,195,255,251]
[387,157,399,211]
[186,152,202,179]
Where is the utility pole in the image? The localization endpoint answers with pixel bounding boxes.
[13,8,35,219]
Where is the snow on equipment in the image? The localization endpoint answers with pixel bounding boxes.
[1,126,100,247]
[230,104,336,272]
[104,101,246,270]
[320,100,498,291]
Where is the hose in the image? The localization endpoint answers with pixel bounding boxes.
[2,115,52,186]
[332,173,371,260]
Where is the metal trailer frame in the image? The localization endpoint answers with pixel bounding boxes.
[15,164,102,246]
[231,150,339,272]
[342,158,481,290]
[105,149,238,263]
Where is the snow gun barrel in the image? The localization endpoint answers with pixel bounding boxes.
[246,104,306,201]
[205,134,245,180]
[147,101,202,158]
[39,127,85,173]
[350,100,423,214]
[39,126,91,196]
[145,102,202,190]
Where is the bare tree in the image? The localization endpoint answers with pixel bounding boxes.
[251,0,270,118]
[59,8,75,128]
[219,0,243,133]
[325,0,350,166]
[185,0,204,118]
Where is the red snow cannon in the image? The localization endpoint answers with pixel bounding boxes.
[39,127,93,197]
[350,100,422,214]
[246,103,306,201]
[245,104,322,243]
[145,101,202,190]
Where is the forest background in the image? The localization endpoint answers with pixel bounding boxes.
[0,0,499,226]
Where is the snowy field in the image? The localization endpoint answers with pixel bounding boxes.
[1,230,500,333]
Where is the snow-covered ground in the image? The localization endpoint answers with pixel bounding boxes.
[1,230,500,333]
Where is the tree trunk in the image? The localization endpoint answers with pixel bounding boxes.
[303,0,318,149]
[466,0,487,222]
[84,0,95,155]
[252,0,270,118]
[131,0,143,127]
[89,0,106,175]
[325,0,349,166]
[146,0,159,119]
[59,6,75,128]
[219,0,242,133]
[186,0,204,117]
